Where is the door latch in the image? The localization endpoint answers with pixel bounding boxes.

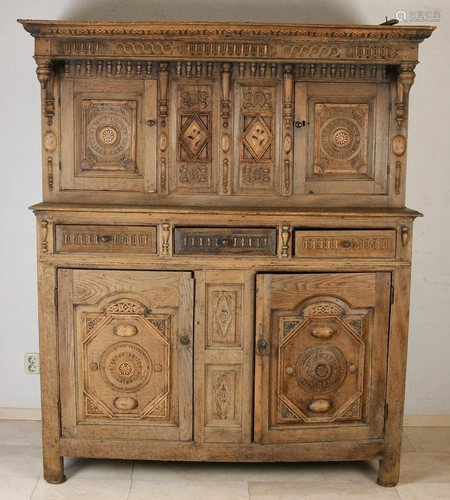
[256,339,270,356]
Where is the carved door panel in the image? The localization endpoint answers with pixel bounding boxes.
[168,82,220,194]
[58,270,193,441]
[233,81,282,196]
[294,83,389,196]
[194,270,255,443]
[61,78,157,193]
[255,273,390,444]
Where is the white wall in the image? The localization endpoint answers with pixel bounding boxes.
[0,0,448,415]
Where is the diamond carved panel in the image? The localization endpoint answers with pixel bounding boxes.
[313,103,369,175]
[207,285,243,348]
[242,115,274,162]
[179,114,210,161]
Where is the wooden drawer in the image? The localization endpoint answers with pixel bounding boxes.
[174,227,277,256]
[55,225,157,254]
[294,230,396,259]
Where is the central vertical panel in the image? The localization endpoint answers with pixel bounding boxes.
[233,81,281,195]
[170,80,219,194]
[195,270,254,443]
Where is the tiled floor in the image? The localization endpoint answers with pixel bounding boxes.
[0,420,450,499]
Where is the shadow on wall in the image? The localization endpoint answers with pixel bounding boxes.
[62,0,369,24]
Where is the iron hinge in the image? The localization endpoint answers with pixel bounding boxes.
[387,164,390,175]
[59,161,62,170]
[54,288,58,307]
[390,286,395,305]
[385,403,389,421]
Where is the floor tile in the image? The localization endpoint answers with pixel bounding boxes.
[399,452,450,483]
[396,483,450,499]
[322,460,379,483]
[0,445,43,476]
[129,479,249,500]
[31,477,131,500]
[248,481,400,499]
[404,427,450,453]
[0,420,42,447]
[401,431,416,453]
[133,461,325,483]
[64,457,134,479]
[0,475,39,500]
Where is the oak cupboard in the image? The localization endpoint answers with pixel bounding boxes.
[20,19,434,486]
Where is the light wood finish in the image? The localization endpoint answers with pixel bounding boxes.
[21,20,433,487]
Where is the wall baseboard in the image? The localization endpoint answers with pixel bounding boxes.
[0,408,41,420]
[403,415,450,427]
[1,408,449,425]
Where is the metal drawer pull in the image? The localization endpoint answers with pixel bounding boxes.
[147,119,155,126]
[286,366,294,375]
[308,399,331,413]
[349,364,357,373]
[101,235,111,242]
[311,327,334,338]
[342,240,351,248]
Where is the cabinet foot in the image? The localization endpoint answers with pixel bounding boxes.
[43,455,65,484]
[377,457,400,487]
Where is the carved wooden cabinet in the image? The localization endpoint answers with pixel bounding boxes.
[20,20,434,486]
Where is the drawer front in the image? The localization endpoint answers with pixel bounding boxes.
[55,225,157,254]
[174,228,277,256]
[294,230,396,258]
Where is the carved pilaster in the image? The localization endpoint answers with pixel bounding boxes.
[401,226,409,247]
[281,224,291,258]
[41,220,49,253]
[34,56,52,90]
[396,63,416,130]
[158,62,169,127]
[161,223,171,256]
[221,63,231,128]
[47,157,54,190]
[395,161,402,195]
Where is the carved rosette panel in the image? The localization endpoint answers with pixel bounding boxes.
[276,299,367,423]
[175,85,214,191]
[237,85,278,193]
[206,285,243,348]
[313,103,369,175]
[81,298,171,420]
[81,100,137,172]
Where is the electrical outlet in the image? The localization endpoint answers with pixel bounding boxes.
[25,353,40,374]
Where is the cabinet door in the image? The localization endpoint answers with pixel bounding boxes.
[294,82,389,196]
[255,273,390,444]
[61,79,157,193]
[58,270,193,441]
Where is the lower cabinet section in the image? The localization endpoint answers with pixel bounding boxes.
[57,269,390,447]
[255,272,390,444]
[58,269,194,441]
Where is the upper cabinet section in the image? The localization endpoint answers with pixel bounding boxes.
[20,20,434,207]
